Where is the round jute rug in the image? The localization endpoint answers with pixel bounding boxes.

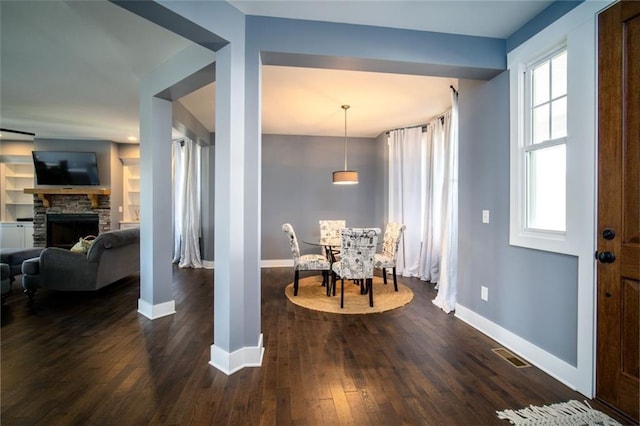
[285,275,413,314]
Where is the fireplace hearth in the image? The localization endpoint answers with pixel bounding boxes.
[47,214,99,249]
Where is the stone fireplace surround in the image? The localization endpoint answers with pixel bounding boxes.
[32,193,111,248]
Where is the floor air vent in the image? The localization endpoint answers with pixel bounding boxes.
[492,348,531,368]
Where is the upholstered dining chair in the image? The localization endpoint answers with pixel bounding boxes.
[282,223,331,296]
[374,222,406,292]
[332,227,380,308]
[318,219,345,257]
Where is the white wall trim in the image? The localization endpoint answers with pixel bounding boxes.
[137,298,176,320]
[261,259,293,268]
[456,304,581,393]
[198,259,296,268]
[209,333,264,375]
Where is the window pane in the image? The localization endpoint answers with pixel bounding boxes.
[527,144,566,232]
[552,51,567,98]
[533,61,550,105]
[551,97,567,139]
[533,104,549,144]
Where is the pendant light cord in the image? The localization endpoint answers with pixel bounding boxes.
[342,104,350,171]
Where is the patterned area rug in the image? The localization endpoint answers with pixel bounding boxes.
[497,400,622,425]
[285,275,413,314]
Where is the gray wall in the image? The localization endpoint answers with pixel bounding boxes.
[109,142,122,230]
[262,134,383,260]
[457,75,578,366]
[201,140,215,261]
[374,133,389,229]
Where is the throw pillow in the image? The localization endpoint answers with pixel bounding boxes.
[70,235,96,254]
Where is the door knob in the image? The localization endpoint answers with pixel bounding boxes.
[597,251,616,263]
[602,229,616,240]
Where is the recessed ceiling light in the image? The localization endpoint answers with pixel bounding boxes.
[127,136,138,142]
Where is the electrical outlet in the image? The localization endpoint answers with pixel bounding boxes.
[118,206,123,213]
[482,210,490,223]
[481,286,489,301]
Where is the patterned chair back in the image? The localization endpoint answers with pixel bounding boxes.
[382,223,406,262]
[319,220,345,244]
[339,227,380,280]
[282,223,300,261]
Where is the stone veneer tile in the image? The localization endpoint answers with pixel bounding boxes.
[32,195,111,247]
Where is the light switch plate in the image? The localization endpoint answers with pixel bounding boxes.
[482,210,490,223]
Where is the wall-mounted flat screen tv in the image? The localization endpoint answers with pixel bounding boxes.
[32,151,100,186]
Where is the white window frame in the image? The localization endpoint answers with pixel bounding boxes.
[524,46,568,234]
[508,9,596,257]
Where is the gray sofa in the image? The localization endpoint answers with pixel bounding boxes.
[22,227,140,302]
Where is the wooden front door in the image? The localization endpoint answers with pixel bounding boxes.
[596,0,640,421]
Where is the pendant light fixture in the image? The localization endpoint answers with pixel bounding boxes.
[332,104,359,185]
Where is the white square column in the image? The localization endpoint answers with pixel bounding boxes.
[137,96,176,319]
[210,42,263,374]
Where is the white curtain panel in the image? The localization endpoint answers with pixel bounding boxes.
[419,117,445,283]
[172,137,203,268]
[388,92,459,314]
[388,127,423,276]
[432,92,459,313]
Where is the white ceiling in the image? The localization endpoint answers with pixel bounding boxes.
[0,0,552,143]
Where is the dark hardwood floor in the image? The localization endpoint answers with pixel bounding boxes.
[1,267,633,425]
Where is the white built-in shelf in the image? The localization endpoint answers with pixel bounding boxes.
[120,158,140,223]
[1,158,35,222]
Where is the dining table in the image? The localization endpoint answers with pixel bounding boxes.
[302,235,381,298]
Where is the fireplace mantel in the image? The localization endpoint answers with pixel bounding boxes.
[24,187,111,208]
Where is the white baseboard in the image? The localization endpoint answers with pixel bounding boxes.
[209,334,264,375]
[261,259,293,268]
[455,303,580,392]
[137,298,176,320]
[198,260,293,268]
[196,260,299,268]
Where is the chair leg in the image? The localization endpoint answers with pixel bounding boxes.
[340,277,345,308]
[294,270,300,296]
[368,278,374,307]
[392,267,398,292]
[324,271,330,296]
[332,273,337,296]
[382,268,387,284]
